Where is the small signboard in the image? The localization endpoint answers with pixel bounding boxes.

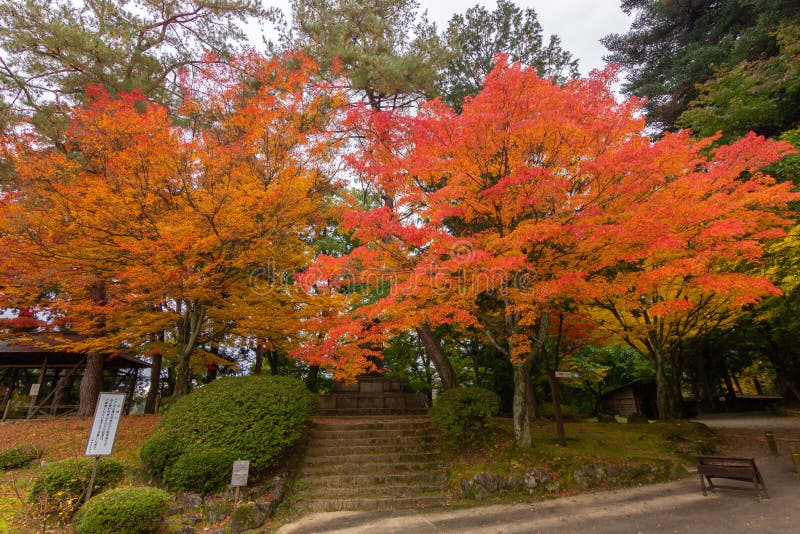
[231,460,250,487]
[84,392,125,456]
[555,371,577,379]
[29,383,41,397]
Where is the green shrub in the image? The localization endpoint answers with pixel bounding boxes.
[74,486,169,534]
[430,387,500,449]
[139,431,181,479]
[29,457,125,518]
[141,375,316,490]
[163,448,235,495]
[0,444,43,470]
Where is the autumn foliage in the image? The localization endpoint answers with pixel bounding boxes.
[0,52,345,396]
[295,57,797,436]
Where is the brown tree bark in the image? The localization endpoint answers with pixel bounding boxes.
[525,371,539,420]
[78,352,104,416]
[78,279,106,417]
[416,324,458,390]
[145,352,162,414]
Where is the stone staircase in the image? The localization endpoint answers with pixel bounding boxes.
[291,416,450,512]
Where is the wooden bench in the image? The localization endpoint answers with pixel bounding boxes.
[696,456,768,500]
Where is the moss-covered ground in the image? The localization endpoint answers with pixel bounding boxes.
[444,417,720,502]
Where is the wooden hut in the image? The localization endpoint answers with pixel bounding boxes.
[601,379,659,420]
[0,333,149,420]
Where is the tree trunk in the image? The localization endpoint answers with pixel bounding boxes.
[306,365,320,392]
[253,344,263,375]
[654,349,681,420]
[525,371,539,420]
[416,325,458,390]
[78,352,104,417]
[145,353,162,414]
[78,279,106,417]
[512,363,531,446]
[173,354,191,398]
[267,351,280,375]
[549,373,567,446]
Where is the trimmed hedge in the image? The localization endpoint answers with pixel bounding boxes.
[430,386,500,449]
[30,457,125,518]
[0,444,43,470]
[74,486,169,534]
[141,375,316,493]
[163,448,235,495]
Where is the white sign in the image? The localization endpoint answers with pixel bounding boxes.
[85,393,125,456]
[555,371,577,379]
[231,460,250,487]
[29,383,41,397]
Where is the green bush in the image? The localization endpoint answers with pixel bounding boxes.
[139,432,181,479]
[74,486,169,534]
[163,448,235,495]
[0,443,43,470]
[430,387,500,449]
[141,375,316,491]
[30,457,125,518]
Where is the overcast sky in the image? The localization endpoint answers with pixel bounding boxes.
[258,0,633,75]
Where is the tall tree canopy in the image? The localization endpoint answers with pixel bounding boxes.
[0,52,345,399]
[438,0,578,112]
[297,58,797,442]
[0,0,266,140]
[602,0,799,132]
[289,0,448,110]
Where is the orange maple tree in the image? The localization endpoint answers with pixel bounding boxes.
[298,57,797,442]
[0,52,345,404]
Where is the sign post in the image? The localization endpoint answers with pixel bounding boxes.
[231,460,250,503]
[84,392,125,502]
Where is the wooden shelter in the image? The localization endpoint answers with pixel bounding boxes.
[601,379,659,420]
[0,333,149,420]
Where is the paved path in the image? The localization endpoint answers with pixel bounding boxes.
[279,457,799,533]
[694,412,800,457]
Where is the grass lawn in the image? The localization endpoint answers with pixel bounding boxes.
[0,415,159,532]
[445,417,720,501]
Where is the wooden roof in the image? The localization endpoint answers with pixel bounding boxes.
[0,332,150,369]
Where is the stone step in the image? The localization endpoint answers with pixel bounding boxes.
[304,443,437,457]
[303,451,442,467]
[309,428,435,440]
[317,408,429,416]
[302,435,436,448]
[312,418,433,431]
[295,495,447,513]
[301,483,446,499]
[299,461,445,476]
[299,471,448,488]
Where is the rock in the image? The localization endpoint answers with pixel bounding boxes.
[598,413,617,423]
[545,482,562,494]
[473,484,490,500]
[204,498,233,524]
[607,464,623,478]
[573,464,606,489]
[506,476,524,491]
[230,502,267,533]
[523,470,538,489]
[460,478,474,496]
[163,515,197,534]
[474,471,498,493]
[176,492,203,509]
[534,468,551,484]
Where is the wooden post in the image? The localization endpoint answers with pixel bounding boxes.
[85,456,100,503]
[26,357,47,420]
[124,368,139,415]
[1,369,18,422]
